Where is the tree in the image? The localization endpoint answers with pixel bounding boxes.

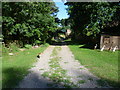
[2,2,58,46]
[65,2,120,43]
[60,18,70,30]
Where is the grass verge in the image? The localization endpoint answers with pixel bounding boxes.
[2,45,48,88]
[69,44,119,87]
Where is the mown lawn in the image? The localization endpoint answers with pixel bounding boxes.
[2,45,48,88]
[69,44,119,87]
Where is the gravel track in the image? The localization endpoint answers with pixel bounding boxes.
[17,45,111,88]
[17,46,55,88]
[59,46,104,88]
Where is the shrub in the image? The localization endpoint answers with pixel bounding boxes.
[9,42,19,53]
[2,42,19,56]
[24,44,32,49]
[2,44,9,56]
[34,40,42,45]
[44,43,49,47]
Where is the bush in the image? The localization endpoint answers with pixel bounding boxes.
[44,43,49,47]
[9,42,19,53]
[2,44,9,56]
[2,43,19,56]
[24,44,32,49]
[34,40,42,45]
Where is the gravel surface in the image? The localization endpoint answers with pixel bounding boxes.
[58,45,110,88]
[17,46,55,88]
[17,45,111,88]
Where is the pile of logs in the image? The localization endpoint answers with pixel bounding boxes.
[94,44,118,52]
[100,45,118,52]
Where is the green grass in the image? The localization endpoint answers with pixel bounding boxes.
[69,44,119,87]
[2,45,48,88]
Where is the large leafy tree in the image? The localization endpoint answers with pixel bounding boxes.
[65,2,120,42]
[2,2,58,46]
[61,19,70,29]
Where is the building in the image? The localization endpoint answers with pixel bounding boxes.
[65,29,71,37]
[100,34,120,50]
[100,19,120,50]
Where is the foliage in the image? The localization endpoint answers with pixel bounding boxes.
[2,44,9,56]
[2,42,19,56]
[2,2,58,46]
[60,18,70,30]
[65,2,120,39]
[9,42,19,53]
[24,44,32,49]
[34,40,42,45]
[43,43,49,47]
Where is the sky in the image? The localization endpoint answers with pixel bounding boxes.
[53,0,69,20]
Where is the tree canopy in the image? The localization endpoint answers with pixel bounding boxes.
[2,2,58,46]
[65,2,120,42]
